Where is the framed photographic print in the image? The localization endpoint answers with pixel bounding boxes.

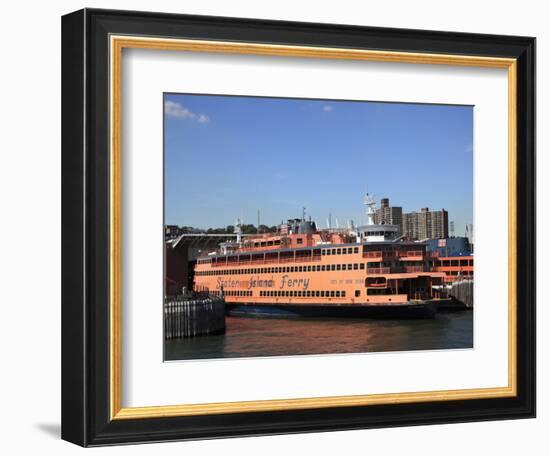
[61,8,535,446]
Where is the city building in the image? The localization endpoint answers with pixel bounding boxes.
[374,198,403,232]
[402,207,449,240]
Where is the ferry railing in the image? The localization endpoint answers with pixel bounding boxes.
[208,253,325,268]
[362,251,395,259]
[366,267,391,274]
[398,250,423,257]
[279,256,295,263]
[404,266,425,273]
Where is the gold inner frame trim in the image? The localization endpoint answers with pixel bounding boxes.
[109,35,517,420]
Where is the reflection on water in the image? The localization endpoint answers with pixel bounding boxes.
[164,311,473,361]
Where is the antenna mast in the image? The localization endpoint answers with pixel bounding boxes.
[364,192,377,225]
[234,218,242,244]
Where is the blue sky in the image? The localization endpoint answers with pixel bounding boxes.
[164,94,473,235]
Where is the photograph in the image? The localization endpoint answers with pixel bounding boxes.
[163,93,475,361]
[57,5,536,447]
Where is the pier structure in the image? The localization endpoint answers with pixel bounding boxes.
[164,293,226,339]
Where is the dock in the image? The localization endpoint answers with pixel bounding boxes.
[164,293,225,339]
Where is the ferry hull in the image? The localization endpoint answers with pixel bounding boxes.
[226,301,438,319]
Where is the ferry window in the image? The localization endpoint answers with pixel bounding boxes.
[297,266,301,272]
[297,238,303,244]
[355,290,360,297]
[330,291,335,297]
[316,265,321,271]
[354,247,359,254]
[360,263,365,270]
[306,266,311,272]
[322,249,326,255]
[294,291,298,297]
[336,264,341,271]
[320,291,325,297]
[327,249,331,255]
[460,260,468,266]
[451,260,459,266]
[335,291,340,297]
[342,291,346,297]
[347,248,352,254]
[315,291,320,297]
[331,264,336,271]
[337,248,341,255]
[353,263,358,270]
[348,264,353,270]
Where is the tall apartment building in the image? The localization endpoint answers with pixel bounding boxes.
[402,207,449,240]
[374,198,403,231]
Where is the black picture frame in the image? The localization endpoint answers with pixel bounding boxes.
[62,8,535,447]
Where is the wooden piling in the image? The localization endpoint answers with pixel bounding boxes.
[164,294,225,339]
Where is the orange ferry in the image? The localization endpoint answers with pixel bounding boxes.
[193,201,448,318]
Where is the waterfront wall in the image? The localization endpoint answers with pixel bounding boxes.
[164,296,225,338]
[450,279,474,308]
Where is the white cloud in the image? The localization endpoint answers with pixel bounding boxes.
[197,114,210,124]
[322,105,334,112]
[165,100,210,123]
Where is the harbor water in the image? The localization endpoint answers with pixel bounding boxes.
[164,311,473,361]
